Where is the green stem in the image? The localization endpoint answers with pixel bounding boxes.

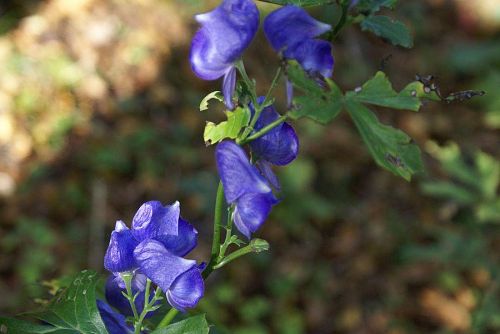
[157,308,179,329]
[235,60,257,106]
[262,66,283,110]
[238,66,283,142]
[213,239,269,270]
[331,1,350,40]
[239,114,288,145]
[135,287,164,332]
[122,273,140,322]
[217,206,235,263]
[202,181,225,280]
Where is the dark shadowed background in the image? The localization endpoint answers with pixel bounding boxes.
[0,0,499,333]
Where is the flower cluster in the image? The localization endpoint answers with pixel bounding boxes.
[190,0,330,238]
[191,0,334,109]
[98,201,204,332]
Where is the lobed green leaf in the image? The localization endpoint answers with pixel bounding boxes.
[345,100,424,181]
[360,15,413,48]
[346,71,423,111]
[199,91,223,112]
[287,63,343,124]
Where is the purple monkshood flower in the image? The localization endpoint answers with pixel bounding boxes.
[264,6,334,78]
[216,141,278,238]
[104,201,204,312]
[190,0,259,110]
[97,300,133,334]
[249,98,299,189]
[250,97,299,166]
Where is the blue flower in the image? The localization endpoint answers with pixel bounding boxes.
[264,6,334,78]
[103,201,204,311]
[248,98,299,189]
[250,98,299,166]
[216,141,278,238]
[190,0,259,110]
[97,300,133,334]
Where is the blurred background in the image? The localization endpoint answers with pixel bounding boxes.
[0,0,499,333]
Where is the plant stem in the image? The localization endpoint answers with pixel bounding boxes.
[135,286,163,333]
[235,60,257,106]
[238,66,283,142]
[122,273,139,321]
[157,308,179,329]
[331,1,350,40]
[202,181,225,280]
[213,239,270,270]
[262,66,283,109]
[217,205,235,263]
[239,114,288,145]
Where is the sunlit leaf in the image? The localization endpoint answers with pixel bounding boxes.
[203,107,251,145]
[199,91,223,112]
[361,15,413,48]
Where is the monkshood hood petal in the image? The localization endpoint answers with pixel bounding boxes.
[286,39,334,78]
[264,6,334,78]
[133,239,204,311]
[190,0,259,81]
[216,140,271,203]
[104,221,139,273]
[264,5,331,53]
[233,192,278,239]
[166,266,205,312]
[154,217,198,258]
[250,99,299,166]
[131,201,180,242]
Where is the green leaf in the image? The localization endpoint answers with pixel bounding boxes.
[0,317,57,334]
[425,142,479,188]
[256,0,334,7]
[360,15,413,48]
[346,71,424,111]
[357,0,398,13]
[421,181,477,204]
[151,314,210,334]
[345,100,424,180]
[287,63,343,124]
[32,270,108,334]
[203,107,251,145]
[199,91,223,112]
[475,151,500,200]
